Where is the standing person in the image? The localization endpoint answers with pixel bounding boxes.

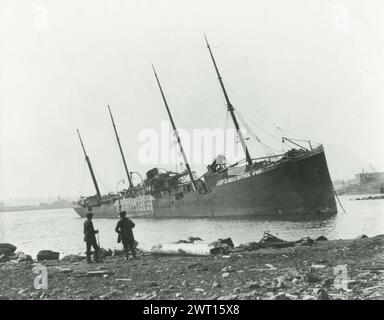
[83,212,100,263]
[115,211,136,260]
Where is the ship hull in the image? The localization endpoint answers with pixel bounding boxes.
[73,203,119,218]
[74,148,337,219]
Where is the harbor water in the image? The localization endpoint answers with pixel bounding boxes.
[0,195,383,257]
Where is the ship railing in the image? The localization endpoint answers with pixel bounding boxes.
[206,144,324,182]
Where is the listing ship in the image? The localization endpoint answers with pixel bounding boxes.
[73,37,337,219]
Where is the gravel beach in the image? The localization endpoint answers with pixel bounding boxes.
[1,234,384,300]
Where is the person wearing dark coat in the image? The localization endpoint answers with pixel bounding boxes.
[115,211,136,260]
[84,212,100,263]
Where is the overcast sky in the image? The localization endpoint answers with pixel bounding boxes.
[1,0,384,200]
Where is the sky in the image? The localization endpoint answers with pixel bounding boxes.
[1,0,384,200]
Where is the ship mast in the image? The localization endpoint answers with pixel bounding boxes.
[107,105,134,189]
[152,65,197,191]
[204,35,253,167]
[76,129,102,199]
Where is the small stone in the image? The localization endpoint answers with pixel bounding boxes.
[222,272,230,278]
[175,293,182,298]
[320,278,334,288]
[314,289,331,300]
[284,268,300,280]
[247,281,260,289]
[148,281,159,287]
[305,272,321,283]
[238,291,256,299]
[194,288,205,293]
[221,266,233,273]
[18,288,29,295]
[311,264,327,270]
[212,281,221,288]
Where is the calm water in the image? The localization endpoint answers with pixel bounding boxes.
[0,195,383,257]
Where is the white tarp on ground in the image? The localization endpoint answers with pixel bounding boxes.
[150,242,212,256]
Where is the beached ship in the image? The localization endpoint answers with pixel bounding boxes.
[74,37,337,219]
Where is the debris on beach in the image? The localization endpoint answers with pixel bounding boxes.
[61,254,86,263]
[1,234,384,300]
[151,242,212,256]
[354,195,384,201]
[355,234,368,240]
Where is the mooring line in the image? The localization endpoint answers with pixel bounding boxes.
[334,189,347,213]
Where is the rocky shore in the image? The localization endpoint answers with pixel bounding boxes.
[1,234,384,300]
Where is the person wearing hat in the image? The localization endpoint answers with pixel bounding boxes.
[115,211,136,260]
[83,212,100,263]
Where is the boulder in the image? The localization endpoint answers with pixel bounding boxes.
[0,243,17,256]
[37,250,60,261]
[218,238,234,248]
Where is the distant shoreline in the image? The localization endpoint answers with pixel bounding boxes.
[0,205,73,213]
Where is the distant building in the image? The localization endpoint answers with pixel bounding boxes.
[334,170,384,195]
[355,172,384,184]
